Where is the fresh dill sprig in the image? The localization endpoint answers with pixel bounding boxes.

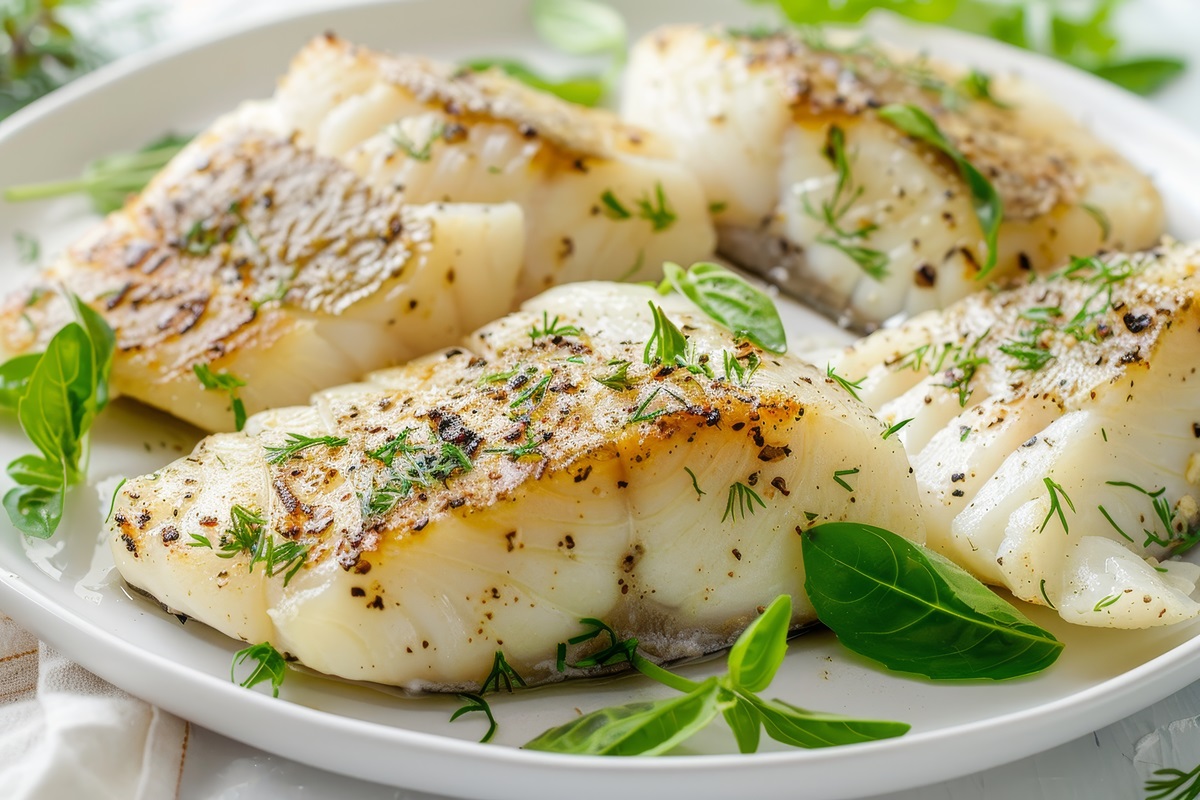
[594,359,634,391]
[643,303,688,366]
[825,363,865,401]
[263,433,349,465]
[1093,593,1121,612]
[1146,762,1200,800]
[387,120,444,161]
[722,350,761,386]
[451,651,527,743]
[484,427,546,460]
[188,505,308,585]
[509,370,553,410]
[628,386,686,424]
[529,311,582,343]
[723,481,766,523]
[1039,477,1076,534]
[937,330,990,407]
[804,125,888,280]
[362,428,475,517]
[192,363,247,431]
[881,419,913,440]
[599,183,676,231]
[833,467,860,493]
[231,642,289,697]
[684,466,705,499]
[367,429,418,467]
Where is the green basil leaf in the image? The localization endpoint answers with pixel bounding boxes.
[463,59,604,107]
[747,694,909,747]
[1090,57,1186,96]
[524,678,723,755]
[801,522,1063,680]
[721,691,762,754]
[530,0,626,57]
[7,454,64,489]
[726,594,791,693]
[0,353,42,411]
[18,323,94,478]
[3,455,65,540]
[663,262,787,354]
[69,295,115,413]
[876,104,1003,278]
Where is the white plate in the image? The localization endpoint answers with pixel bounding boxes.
[3,2,1200,799]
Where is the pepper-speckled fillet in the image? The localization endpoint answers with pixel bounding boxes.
[0,128,524,432]
[622,25,1164,329]
[0,34,714,432]
[270,34,714,297]
[832,241,1200,628]
[109,282,921,691]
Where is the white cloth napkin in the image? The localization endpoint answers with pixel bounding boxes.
[0,614,188,800]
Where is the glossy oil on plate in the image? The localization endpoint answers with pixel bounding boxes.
[2,2,1200,799]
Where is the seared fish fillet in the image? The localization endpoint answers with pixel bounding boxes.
[109,282,921,690]
[257,34,714,297]
[0,35,713,432]
[832,242,1200,627]
[622,25,1164,329]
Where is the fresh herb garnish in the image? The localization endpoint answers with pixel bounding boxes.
[367,429,417,467]
[661,261,786,354]
[527,595,910,755]
[387,119,444,162]
[600,183,677,232]
[2,295,114,539]
[1039,476,1076,534]
[594,359,634,391]
[14,232,39,264]
[684,467,705,499]
[188,504,308,585]
[193,363,247,431]
[451,651,527,743]
[877,104,1002,277]
[1146,761,1200,800]
[804,125,889,280]
[960,68,1010,107]
[825,363,864,401]
[832,467,859,492]
[627,385,687,424]
[231,642,289,697]
[722,481,766,522]
[263,433,349,465]
[509,370,553,410]
[1105,480,1198,552]
[937,329,990,406]
[484,427,546,461]
[5,133,192,213]
[800,522,1063,679]
[881,418,912,440]
[529,311,582,343]
[643,303,689,366]
[363,428,474,516]
[462,59,604,106]
[1080,203,1112,240]
[722,350,762,387]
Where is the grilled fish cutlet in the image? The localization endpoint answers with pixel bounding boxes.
[622,25,1164,329]
[109,282,922,691]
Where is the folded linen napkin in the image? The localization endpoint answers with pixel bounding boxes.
[0,614,188,800]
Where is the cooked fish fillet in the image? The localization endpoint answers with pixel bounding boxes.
[257,34,714,297]
[831,242,1200,627]
[0,35,713,432]
[622,25,1164,329]
[109,282,921,690]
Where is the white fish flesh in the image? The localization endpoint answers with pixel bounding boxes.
[832,242,1200,628]
[108,282,921,690]
[0,35,713,432]
[622,25,1164,329]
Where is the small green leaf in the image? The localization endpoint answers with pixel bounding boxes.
[663,262,787,354]
[726,595,791,693]
[231,642,288,697]
[877,104,1003,278]
[801,522,1063,680]
[0,353,42,411]
[463,58,604,106]
[3,482,64,540]
[524,678,723,755]
[721,691,762,754]
[1090,57,1186,96]
[747,695,910,748]
[530,0,626,57]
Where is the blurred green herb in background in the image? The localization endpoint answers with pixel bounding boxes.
[748,0,1185,95]
[1,0,105,119]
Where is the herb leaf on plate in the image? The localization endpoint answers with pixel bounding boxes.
[662,261,787,353]
[800,522,1063,680]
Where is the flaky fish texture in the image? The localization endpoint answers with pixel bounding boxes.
[109,282,920,691]
[833,242,1200,628]
[622,25,1164,329]
[0,35,713,432]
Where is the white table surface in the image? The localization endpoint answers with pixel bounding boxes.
[43,1,1200,798]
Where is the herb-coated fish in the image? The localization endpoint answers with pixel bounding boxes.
[832,243,1200,627]
[622,25,1164,329]
[109,282,920,690]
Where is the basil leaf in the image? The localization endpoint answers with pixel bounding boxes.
[726,594,791,693]
[530,0,626,57]
[876,104,1003,278]
[7,454,65,489]
[524,678,723,755]
[3,482,64,540]
[747,694,910,747]
[18,324,95,483]
[463,59,604,107]
[721,691,762,754]
[800,522,1063,680]
[0,353,42,411]
[663,262,787,354]
[1090,57,1186,96]
[70,295,115,413]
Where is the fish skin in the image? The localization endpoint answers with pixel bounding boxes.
[622,25,1164,329]
[832,242,1200,628]
[0,35,713,432]
[109,282,921,691]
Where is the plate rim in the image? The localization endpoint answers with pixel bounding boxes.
[3,1,1200,799]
